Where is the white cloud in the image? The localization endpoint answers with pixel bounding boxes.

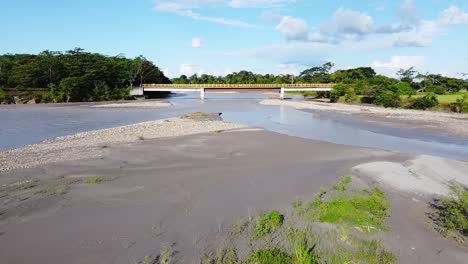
[154,1,261,28]
[275,16,310,41]
[153,0,297,28]
[305,7,411,43]
[179,64,199,76]
[439,6,468,25]
[191,37,203,48]
[328,8,374,36]
[393,20,439,47]
[228,0,295,8]
[276,63,300,75]
[372,56,424,76]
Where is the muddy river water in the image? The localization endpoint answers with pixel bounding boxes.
[1,93,467,160]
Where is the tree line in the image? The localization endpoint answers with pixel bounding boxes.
[1,49,467,112]
[171,63,468,112]
[0,48,169,103]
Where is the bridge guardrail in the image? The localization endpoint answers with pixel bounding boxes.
[142,83,335,88]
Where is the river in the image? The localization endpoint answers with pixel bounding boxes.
[1,93,467,160]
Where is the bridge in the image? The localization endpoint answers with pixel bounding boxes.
[130,83,334,99]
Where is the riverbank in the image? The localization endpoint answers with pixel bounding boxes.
[0,115,467,263]
[0,115,246,171]
[260,99,468,138]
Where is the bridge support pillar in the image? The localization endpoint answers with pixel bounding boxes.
[280,87,285,99]
[200,88,205,100]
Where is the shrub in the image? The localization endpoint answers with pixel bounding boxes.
[344,87,358,103]
[0,89,14,104]
[397,82,415,96]
[329,84,347,102]
[408,93,439,110]
[41,92,54,103]
[430,183,467,239]
[255,210,284,237]
[374,90,401,108]
[449,95,468,113]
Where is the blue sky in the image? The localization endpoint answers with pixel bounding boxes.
[1,0,468,78]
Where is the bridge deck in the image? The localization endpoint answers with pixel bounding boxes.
[143,83,334,88]
[133,83,335,99]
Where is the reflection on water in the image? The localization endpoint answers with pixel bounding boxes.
[1,93,467,160]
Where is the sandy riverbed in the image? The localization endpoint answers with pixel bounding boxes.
[0,117,246,171]
[260,99,468,138]
[0,115,467,263]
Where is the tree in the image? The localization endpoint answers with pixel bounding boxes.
[300,62,334,83]
[396,67,417,84]
[126,57,143,89]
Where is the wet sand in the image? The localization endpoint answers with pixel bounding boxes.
[1,125,467,263]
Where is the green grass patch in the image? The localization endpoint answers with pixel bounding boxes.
[430,183,467,242]
[82,176,112,184]
[310,188,390,232]
[255,210,284,237]
[287,228,320,264]
[247,249,293,264]
[5,179,39,190]
[404,92,466,104]
[325,236,396,264]
[333,176,351,191]
[181,111,209,119]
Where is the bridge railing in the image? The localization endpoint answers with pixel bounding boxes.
[142,83,335,88]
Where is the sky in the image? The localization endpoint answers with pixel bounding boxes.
[1,0,468,78]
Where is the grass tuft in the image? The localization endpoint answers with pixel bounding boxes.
[310,188,389,232]
[82,176,112,184]
[181,111,209,119]
[159,244,173,264]
[430,182,467,242]
[255,210,284,237]
[333,176,352,191]
[247,249,292,264]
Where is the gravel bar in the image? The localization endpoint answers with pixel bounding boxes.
[0,118,246,171]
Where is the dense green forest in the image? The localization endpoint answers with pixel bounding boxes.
[0,48,170,103]
[1,50,467,112]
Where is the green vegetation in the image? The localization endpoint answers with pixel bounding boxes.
[247,249,293,264]
[0,88,14,104]
[449,94,468,113]
[310,188,390,232]
[326,236,397,264]
[333,176,352,191]
[0,176,114,207]
[0,49,169,103]
[181,111,210,119]
[430,183,467,242]
[255,210,284,237]
[82,176,112,184]
[159,244,173,264]
[406,93,439,110]
[205,177,396,264]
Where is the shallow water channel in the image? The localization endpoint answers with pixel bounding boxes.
[1,93,467,160]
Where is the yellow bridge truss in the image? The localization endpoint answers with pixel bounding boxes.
[143,83,335,88]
